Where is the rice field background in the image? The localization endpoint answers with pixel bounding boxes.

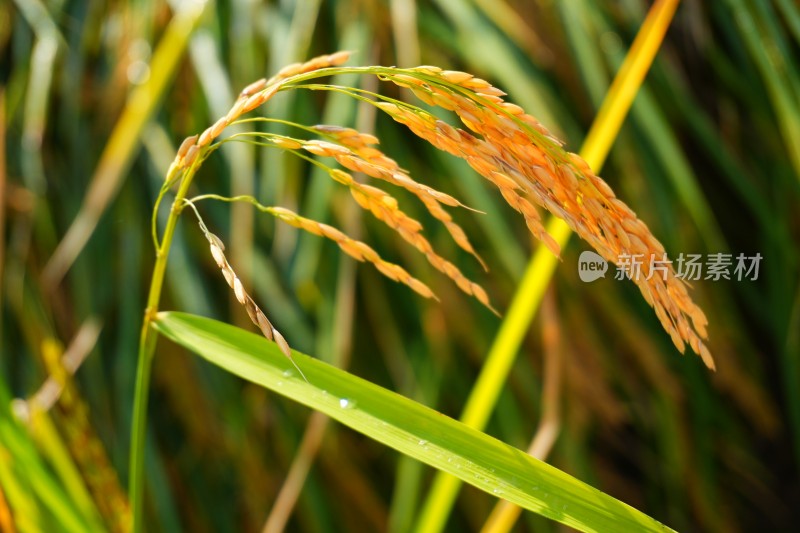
[2,0,799,531]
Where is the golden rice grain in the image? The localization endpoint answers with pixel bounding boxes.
[183,145,200,168]
[210,117,229,139]
[177,134,198,158]
[240,78,267,98]
[441,70,474,84]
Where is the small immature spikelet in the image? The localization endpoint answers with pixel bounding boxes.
[186,209,307,380]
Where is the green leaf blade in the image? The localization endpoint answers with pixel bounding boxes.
[153,311,672,533]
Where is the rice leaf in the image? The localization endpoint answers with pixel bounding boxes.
[153,311,674,533]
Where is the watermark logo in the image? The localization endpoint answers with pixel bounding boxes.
[578,251,608,282]
[577,251,762,282]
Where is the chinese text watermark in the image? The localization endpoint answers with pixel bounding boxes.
[578,252,762,282]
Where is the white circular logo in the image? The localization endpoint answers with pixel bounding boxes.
[578,251,608,282]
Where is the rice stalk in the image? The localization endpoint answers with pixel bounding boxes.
[168,49,713,367]
[129,31,713,528]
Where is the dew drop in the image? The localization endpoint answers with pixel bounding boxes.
[282,369,294,378]
[418,439,428,446]
[339,397,356,409]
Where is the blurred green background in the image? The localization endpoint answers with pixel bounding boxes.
[1,0,799,531]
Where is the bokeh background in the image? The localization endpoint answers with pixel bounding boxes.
[2,0,799,531]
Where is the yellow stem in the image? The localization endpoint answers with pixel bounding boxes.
[413,1,682,531]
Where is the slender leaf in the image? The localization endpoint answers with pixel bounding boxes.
[153,311,673,533]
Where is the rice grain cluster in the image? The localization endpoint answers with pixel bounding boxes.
[168,52,714,370]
